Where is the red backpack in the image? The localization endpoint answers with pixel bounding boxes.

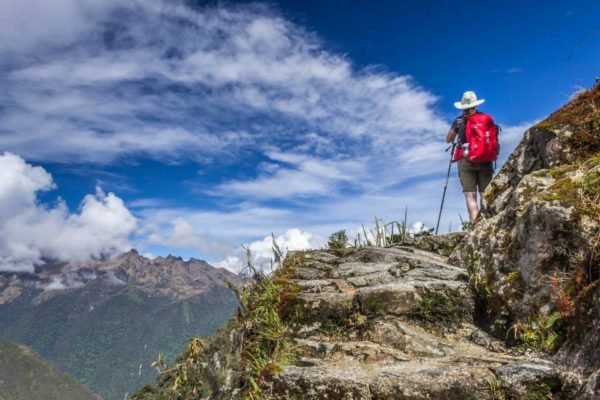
[453,113,499,162]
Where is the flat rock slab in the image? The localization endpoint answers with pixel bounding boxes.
[270,246,559,399]
[370,363,497,400]
[269,365,372,400]
[494,359,561,397]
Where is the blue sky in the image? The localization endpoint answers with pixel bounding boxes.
[0,0,598,272]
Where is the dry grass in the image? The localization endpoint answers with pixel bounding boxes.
[537,83,600,159]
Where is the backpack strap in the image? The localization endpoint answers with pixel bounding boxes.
[452,115,467,146]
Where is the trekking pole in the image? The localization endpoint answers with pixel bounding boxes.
[435,141,457,235]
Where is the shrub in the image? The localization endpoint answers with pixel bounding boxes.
[327,230,349,249]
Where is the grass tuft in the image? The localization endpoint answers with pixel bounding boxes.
[231,246,298,399]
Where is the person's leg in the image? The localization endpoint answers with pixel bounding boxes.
[458,160,479,223]
[464,192,479,222]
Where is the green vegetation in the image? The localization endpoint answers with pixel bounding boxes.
[135,243,300,400]
[0,337,98,400]
[517,383,554,400]
[583,156,600,198]
[459,214,472,231]
[486,376,506,400]
[329,208,439,250]
[412,291,459,325]
[150,337,206,398]
[0,284,238,400]
[536,83,600,160]
[353,210,411,247]
[510,311,563,353]
[327,230,349,249]
[229,249,297,399]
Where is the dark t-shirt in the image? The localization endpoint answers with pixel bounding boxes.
[450,112,479,146]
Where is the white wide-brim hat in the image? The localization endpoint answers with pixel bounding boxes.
[454,91,485,109]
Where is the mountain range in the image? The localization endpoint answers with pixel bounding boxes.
[0,250,240,400]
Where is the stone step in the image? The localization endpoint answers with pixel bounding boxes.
[288,247,467,283]
[297,320,514,362]
[268,361,496,399]
[294,338,411,364]
[356,280,472,319]
[294,279,473,324]
[268,358,559,400]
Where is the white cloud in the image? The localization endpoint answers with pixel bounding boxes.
[0,152,55,220]
[0,0,446,165]
[0,1,538,270]
[0,0,119,55]
[136,120,533,270]
[213,228,324,273]
[0,153,137,272]
[146,217,232,256]
[137,171,467,263]
[216,151,366,199]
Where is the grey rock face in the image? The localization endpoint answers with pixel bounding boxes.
[449,85,600,398]
[494,360,560,397]
[263,241,560,399]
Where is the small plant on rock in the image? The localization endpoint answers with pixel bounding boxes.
[459,214,472,231]
[518,383,554,400]
[516,311,563,353]
[486,376,506,400]
[327,230,349,249]
[151,337,206,397]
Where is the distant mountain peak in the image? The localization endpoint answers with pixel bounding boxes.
[0,250,240,305]
[121,248,140,256]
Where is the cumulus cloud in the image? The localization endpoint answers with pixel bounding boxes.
[138,167,474,264]
[146,217,232,255]
[213,229,324,273]
[0,153,137,272]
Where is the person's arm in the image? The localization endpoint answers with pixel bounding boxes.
[446,116,461,143]
[446,127,457,143]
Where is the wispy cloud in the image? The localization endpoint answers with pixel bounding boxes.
[216,151,366,199]
[1,0,445,165]
[0,1,537,271]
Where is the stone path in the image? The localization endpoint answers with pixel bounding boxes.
[265,244,560,400]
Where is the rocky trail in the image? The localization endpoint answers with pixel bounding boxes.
[265,238,560,399]
[134,82,599,400]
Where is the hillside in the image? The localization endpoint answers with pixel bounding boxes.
[0,337,99,400]
[134,240,564,399]
[133,82,599,399]
[450,81,600,396]
[0,250,240,400]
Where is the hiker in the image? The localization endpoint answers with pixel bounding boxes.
[446,91,499,224]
